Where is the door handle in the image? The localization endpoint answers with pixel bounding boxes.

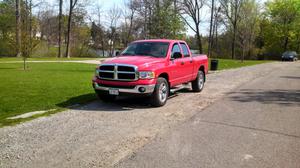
[190,60,193,63]
[181,62,185,65]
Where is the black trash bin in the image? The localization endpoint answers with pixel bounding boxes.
[210,59,219,71]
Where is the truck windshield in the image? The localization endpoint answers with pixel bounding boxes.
[121,42,169,58]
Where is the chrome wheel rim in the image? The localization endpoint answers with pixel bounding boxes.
[159,83,168,102]
[198,72,204,89]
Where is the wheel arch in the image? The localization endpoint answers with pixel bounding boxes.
[157,72,170,89]
[158,72,169,82]
[198,65,206,82]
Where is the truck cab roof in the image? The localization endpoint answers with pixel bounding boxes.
[133,39,187,44]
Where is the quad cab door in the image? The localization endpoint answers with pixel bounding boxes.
[179,42,194,82]
[169,42,186,86]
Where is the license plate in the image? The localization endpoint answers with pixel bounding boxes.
[109,89,119,95]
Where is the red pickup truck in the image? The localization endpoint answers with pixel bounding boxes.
[92,39,208,107]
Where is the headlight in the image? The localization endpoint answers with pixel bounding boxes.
[289,55,293,58]
[139,71,155,79]
[95,68,99,76]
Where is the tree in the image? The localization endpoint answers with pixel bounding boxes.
[220,0,244,59]
[0,0,16,56]
[65,0,79,58]
[91,4,107,57]
[16,0,21,57]
[107,5,121,56]
[237,0,259,62]
[266,0,300,52]
[122,0,138,46]
[208,0,215,57]
[58,0,63,58]
[179,0,205,54]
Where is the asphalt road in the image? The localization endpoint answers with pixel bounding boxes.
[117,62,300,168]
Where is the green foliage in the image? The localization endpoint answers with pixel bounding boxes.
[263,0,300,54]
[0,0,17,56]
[0,62,97,127]
[149,0,185,39]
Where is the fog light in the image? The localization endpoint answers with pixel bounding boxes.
[138,87,146,93]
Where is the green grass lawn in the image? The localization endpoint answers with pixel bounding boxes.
[0,58,273,127]
[211,59,273,70]
[0,62,97,127]
[0,57,103,62]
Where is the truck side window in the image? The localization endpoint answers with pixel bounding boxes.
[180,43,190,57]
[171,44,181,59]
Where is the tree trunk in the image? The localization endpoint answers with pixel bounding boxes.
[284,35,289,51]
[58,0,63,58]
[65,0,73,59]
[196,27,203,54]
[232,23,237,59]
[297,34,300,53]
[16,0,21,57]
[241,47,245,63]
[208,0,215,58]
[125,11,134,47]
[29,0,32,54]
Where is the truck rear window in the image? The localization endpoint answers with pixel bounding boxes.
[121,42,169,58]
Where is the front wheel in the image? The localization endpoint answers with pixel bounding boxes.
[192,71,205,92]
[150,77,169,107]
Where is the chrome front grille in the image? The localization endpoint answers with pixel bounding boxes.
[98,64,138,81]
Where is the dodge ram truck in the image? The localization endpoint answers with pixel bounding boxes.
[92,39,208,107]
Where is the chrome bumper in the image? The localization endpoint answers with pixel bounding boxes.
[94,83,155,94]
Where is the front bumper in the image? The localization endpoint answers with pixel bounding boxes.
[93,82,155,94]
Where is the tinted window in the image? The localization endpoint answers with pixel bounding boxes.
[121,42,169,58]
[171,44,181,58]
[180,43,190,57]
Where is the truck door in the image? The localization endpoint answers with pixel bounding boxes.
[169,43,186,86]
[180,43,194,82]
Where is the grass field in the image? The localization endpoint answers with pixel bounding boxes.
[211,59,272,70]
[0,58,273,127]
[0,62,97,127]
[0,57,102,62]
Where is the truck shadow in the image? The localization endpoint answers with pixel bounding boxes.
[280,76,300,80]
[228,89,300,106]
[56,88,193,112]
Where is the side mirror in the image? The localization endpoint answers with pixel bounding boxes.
[115,51,120,56]
[171,52,182,60]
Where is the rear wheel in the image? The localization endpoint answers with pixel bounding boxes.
[95,90,116,102]
[150,77,169,107]
[192,71,205,92]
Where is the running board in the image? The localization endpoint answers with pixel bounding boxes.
[170,83,190,94]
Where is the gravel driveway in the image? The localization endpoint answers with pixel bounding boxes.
[0,62,286,168]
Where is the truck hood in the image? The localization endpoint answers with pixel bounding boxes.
[102,56,166,70]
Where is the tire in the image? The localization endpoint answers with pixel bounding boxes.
[192,71,205,92]
[150,77,169,107]
[95,90,116,102]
